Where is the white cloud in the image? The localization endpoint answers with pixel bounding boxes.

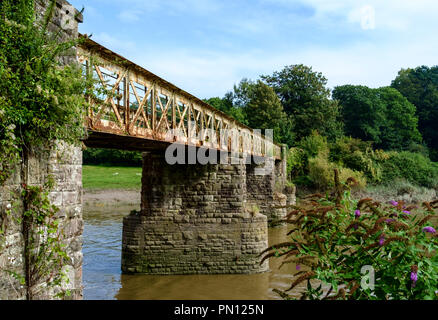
[93,32,137,53]
[118,10,143,23]
[306,0,438,31]
[126,33,438,98]
[348,5,376,30]
[76,0,438,98]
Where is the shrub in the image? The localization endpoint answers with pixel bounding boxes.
[298,131,329,159]
[308,154,366,190]
[330,137,384,183]
[330,136,372,163]
[308,154,335,190]
[287,147,306,179]
[264,172,438,300]
[381,151,438,189]
[338,167,367,189]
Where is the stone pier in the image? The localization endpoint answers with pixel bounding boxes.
[122,151,276,274]
[245,146,289,222]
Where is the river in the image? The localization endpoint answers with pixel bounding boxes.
[82,202,303,300]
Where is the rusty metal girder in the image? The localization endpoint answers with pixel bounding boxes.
[77,35,282,160]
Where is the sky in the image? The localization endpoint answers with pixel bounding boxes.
[68,0,438,99]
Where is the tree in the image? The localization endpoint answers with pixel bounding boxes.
[378,87,421,150]
[243,81,292,144]
[261,64,343,142]
[203,96,247,124]
[333,85,421,150]
[391,66,438,159]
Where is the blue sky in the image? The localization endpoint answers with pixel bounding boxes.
[68,0,438,99]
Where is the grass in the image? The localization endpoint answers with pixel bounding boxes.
[82,165,142,190]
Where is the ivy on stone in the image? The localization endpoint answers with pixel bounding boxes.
[0,0,88,185]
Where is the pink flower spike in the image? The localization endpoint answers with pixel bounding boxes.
[423,226,436,234]
[355,210,361,218]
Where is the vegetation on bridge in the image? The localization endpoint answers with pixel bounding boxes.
[0,0,88,299]
[0,0,88,185]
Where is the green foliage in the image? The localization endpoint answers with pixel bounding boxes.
[21,180,70,299]
[298,131,329,159]
[332,85,386,145]
[83,148,142,166]
[0,0,88,185]
[265,179,438,300]
[307,153,366,190]
[203,95,247,124]
[333,85,422,150]
[286,147,306,180]
[391,66,438,160]
[307,154,336,190]
[243,81,291,144]
[379,87,422,150]
[381,151,438,189]
[329,137,385,183]
[291,132,437,191]
[262,64,344,142]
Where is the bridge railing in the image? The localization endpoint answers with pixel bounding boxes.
[77,35,282,159]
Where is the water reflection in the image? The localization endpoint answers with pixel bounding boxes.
[83,203,301,300]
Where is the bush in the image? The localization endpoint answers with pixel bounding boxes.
[308,155,335,190]
[298,131,329,159]
[338,167,367,189]
[329,136,372,163]
[308,154,366,190]
[330,137,384,183]
[381,151,438,189]
[264,180,438,300]
[287,147,306,179]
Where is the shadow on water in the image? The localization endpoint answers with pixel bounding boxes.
[82,203,302,300]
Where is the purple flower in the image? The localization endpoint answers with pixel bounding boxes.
[379,236,385,246]
[410,272,418,287]
[355,210,361,218]
[296,264,301,271]
[390,200,398,206]
[402,210,411,215]
[385,219,395,223]
[423,226,437,234]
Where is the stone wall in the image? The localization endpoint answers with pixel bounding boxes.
[0,144,83,300]
[0,1,83,300]
[0,165,26,300]
[246,156,288,222]
[122,152,269,274]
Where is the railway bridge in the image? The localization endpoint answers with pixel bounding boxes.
[0,0,295,300]
[78,36,292,275]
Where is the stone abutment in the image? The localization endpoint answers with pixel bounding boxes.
[122,149,290,275]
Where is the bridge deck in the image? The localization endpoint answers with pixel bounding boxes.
[77,35,282,159]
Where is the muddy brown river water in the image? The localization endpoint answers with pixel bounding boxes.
[82,202,303,300]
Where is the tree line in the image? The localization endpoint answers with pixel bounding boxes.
[205,64,438,161]
[85,64,438,192]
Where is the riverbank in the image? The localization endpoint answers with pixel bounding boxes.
[296,183,438,205]
[83,189,141,206]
